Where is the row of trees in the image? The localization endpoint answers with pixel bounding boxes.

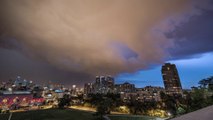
[90,89,213,118]
[84,93,122,119]
[198,76,213,90]
[55,90,213,119]
[87,76,213,118]
[84,93,162,119]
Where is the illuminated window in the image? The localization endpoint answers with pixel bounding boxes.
[167,67,170,70]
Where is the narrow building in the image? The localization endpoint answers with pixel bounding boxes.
[161,63,182,95]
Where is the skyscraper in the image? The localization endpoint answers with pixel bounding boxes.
[93,75,115,94]
[161,63,182,95]
[84,83,94,95]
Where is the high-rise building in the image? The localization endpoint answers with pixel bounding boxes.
[84,83,94,95]
[93,75,115,94]
[106,76,114,89]
[161,63,182,95]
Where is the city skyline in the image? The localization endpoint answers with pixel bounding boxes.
[0,0,213,89]
[116,53,213,89]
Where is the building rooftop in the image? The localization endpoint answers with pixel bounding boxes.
[171,105,213,120]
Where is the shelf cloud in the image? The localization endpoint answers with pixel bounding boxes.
[0,0,212,84]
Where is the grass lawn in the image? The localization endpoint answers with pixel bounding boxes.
[109,115,165,120]
[0,109,97,120]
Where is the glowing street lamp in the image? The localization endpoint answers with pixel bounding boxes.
[167,112,172,117]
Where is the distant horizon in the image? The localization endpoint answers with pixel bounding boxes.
[2,53,213,90]
[1,52,213,89]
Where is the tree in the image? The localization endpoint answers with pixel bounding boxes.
[198,76,213,89]
[183,91,192,113]
[207,77,213,91]
[177,106,186,115]
[106,93,122,107]
[90,93,104,106]
[95,98,112,120]
[198,79,209,88]
[190,89,206,111]
[58,94,71,108]
[160,92,177,116]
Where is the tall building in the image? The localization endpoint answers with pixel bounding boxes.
[85,75,115,94]
[105,76,115,90]
[161,63,182,95]
[94,76,106,94]
[84,83,94,95]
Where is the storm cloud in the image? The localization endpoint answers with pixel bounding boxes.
[0,0,212,85]
[167,9,213,59]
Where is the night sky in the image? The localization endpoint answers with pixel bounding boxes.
[0,0,213,88]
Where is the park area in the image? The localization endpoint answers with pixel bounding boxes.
[0,109,97,120]
[109,115,164,120]
[0,108,164,120]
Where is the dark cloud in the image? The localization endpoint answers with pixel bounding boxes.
[0,38,21,50]
[167,9,213,59]
[0,48,92,87]
[110,41,138,60]
[0,0,212,85]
